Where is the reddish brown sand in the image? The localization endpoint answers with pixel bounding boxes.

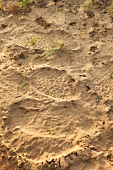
[0,0,113,169]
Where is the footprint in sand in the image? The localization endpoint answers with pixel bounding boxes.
[30,67,77,100]
[2,97,95,162]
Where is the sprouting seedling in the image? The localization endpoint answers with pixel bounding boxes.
[39,42,64,60]
[79,30,83,37]
[19,0,27,7]
[110,70,113,78]
[19,15,27,20]
[52,42,63,45]
[19,73,26,89]
[29,36,37,45]
[110,4,113,9]
[103,15,107,19]
[50,123,53,135]
[83,0,92,8]
[27,0,33,4]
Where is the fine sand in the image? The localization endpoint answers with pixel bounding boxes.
[0,0,113,169]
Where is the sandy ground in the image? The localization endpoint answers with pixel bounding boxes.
[0,0,113,169]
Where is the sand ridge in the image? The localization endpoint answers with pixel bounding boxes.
[0,0,113,169]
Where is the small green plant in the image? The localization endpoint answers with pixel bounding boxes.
[79,30,83,37]
[39,42,64,60]
[49,123,53,135]
[19,73,26,89]
[107,3,113,15]
[110,4,113,9]
[19,0,27,7]
[29,36,37,45]
[19,0,33,7]
[19,15,27,20]
[110,70,113,78]
[27,0,33,4]
[83,0,92,8]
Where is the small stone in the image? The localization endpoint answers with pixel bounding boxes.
[8,156,11,161]
[89,45,98,52]
[65,156,73,164]
[1,154,5,159]
[70,153,77,160]
[89,145,97,151]
[85,10,95,18]
[18,162,24,168]
[60,157,69,169]
[110,162,113,166]
[2,116,7,121]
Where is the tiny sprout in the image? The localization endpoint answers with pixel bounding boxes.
[110,70,113,78]
[29,36,37,45]
[20,0,27,6]
[79,30,83,37]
